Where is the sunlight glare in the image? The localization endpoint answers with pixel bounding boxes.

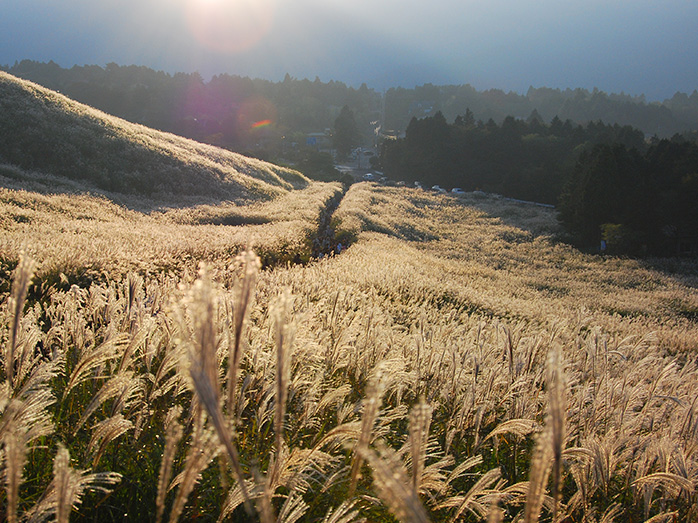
[185,0,276,54]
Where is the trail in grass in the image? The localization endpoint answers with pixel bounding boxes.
[311,184,348,259]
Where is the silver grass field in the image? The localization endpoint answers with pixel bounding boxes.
[1,181,697,522]
[1,73,698,522]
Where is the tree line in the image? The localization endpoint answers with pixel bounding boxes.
[5,60,698,154]
[383,84,698,138]
[378,111,645,203]
[560,138,698,255]
[379,111,698,255]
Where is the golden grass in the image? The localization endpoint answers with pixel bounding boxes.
[0,175,342,283]
[332,184,698,350]
[1,177,697,521]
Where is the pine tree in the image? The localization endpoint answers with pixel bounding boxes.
[333,105,359,160]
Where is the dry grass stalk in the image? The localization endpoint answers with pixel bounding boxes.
[4,252,35,390]
[348,365,387,497]
[321,500,364,523]
[62,334,129,399]
[409,399,433,495]
[633,471,695,495]
[227,250,260,412]
[25,443,122,523]
[486,503,505,523]
[440,468,502,520]
[252,467,276,523]
[642,513,679,523]
[3,423,27,523]
[87,413,133,467]
[360,441,430,523]
[548,344,567,519]
[480,418,539,447]
[273,287,294,454]
[524,344,566,523]
[156,406,184,523]
[276,491,308,523]
[167,412,219,523]
[597,502,624,523]
[179,266,253,515]
[1,366,58,436]
[73,370,140,434]
[216,478,255,522]
[54,444,73,523]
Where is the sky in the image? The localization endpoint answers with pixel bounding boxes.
[2,0,697,101]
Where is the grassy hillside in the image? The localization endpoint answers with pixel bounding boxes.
[0,72,343,290]
[0,170,341,292]
[332,185,698,344]
[0,71,307,200]
[0,78,697,521]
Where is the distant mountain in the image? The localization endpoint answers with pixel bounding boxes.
[0,71,308,201]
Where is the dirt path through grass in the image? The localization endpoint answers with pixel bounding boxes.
[310,184,349,259]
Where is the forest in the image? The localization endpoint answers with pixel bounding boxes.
[377,111,645,202]
[5,60,698,152]
[379,112,698,255]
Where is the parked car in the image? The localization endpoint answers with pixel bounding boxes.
[451,187,465,194]
[363,173,375,181]
[431,185,447,193]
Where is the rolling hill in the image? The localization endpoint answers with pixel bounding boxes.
[0,71,307,201]
[0,72,342,283]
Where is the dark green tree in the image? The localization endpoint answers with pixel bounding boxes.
[454,108,476,129]
[297,150,343,182]
[558,143,649,250]
[333,105,359,160]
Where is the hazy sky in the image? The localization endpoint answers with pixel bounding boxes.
[2,0,697,100]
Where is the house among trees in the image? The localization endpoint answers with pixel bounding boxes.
[305,130,332,151]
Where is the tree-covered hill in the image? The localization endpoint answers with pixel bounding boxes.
[383,83,691,138]
[4,60,698,160]
[0,71,308,201]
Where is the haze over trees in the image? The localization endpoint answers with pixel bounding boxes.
[378,111,645,204]
[379,111,698,254]
[4,60,698,153]
[332,105,360,160]
[559,139,698,254]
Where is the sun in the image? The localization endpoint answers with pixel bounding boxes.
[184,0,276,54]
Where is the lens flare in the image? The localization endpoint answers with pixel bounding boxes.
[185,0,276,54]
[238,96,277,131]
[251,119,272,129]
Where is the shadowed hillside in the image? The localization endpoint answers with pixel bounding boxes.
[0,71,308,201]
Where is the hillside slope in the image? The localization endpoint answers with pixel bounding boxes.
[0,71,308,200]
[1,182,697,521]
